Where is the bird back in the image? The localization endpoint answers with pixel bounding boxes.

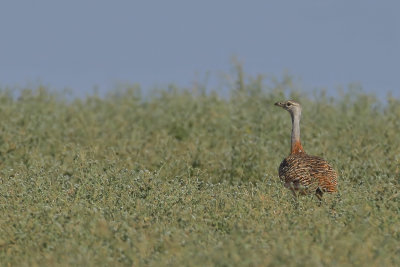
[279,152,338,194]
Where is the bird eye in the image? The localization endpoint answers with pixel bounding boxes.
[286,102,292,107]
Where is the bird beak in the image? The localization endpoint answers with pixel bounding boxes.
[274,102,283,107]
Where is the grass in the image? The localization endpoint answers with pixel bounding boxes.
[0,75,399,266]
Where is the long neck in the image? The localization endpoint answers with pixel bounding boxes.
[290,111,304,154]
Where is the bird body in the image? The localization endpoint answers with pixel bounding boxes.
[279,153,338,197]
[275,100,338,199]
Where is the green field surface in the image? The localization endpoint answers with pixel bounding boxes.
[0,76,399,266]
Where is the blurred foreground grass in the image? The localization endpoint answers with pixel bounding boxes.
[0,77,399,266]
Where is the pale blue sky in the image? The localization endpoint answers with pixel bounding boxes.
[1,1,399,98]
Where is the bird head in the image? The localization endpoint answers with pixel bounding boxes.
[274,100,302,116]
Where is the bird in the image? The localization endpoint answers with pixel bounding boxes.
[274,100,338,200]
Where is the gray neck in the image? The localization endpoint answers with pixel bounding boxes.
[290,110,301,148]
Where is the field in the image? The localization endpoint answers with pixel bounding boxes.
[0,74,399,266]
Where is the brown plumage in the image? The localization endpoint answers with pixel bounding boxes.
[275,100,338,199]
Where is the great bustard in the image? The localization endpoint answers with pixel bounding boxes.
[275,100,338,200]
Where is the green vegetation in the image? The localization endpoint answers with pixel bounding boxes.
[0,74,399,266]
